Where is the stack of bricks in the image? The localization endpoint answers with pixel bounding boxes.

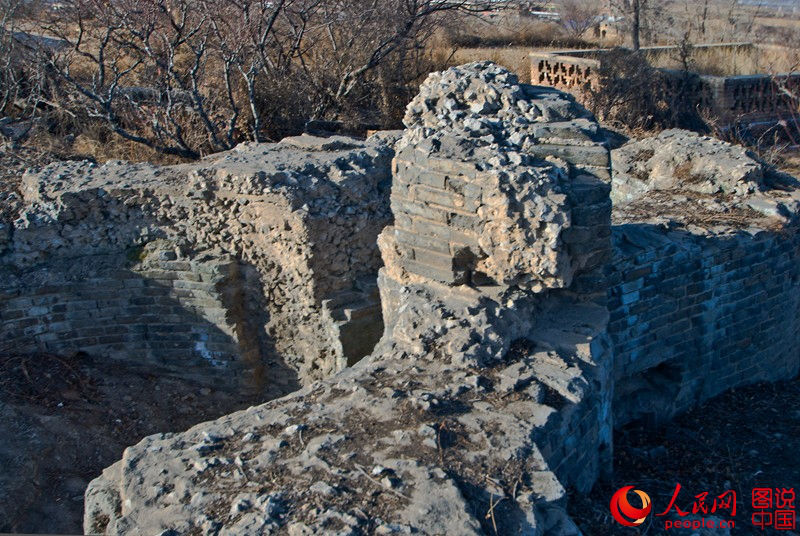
[390,152,485,286]
[390,120,612,297]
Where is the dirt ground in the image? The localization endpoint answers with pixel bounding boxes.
[570,377,800,536]
[0,352,267,534]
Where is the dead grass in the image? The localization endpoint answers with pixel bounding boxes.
[443,15,593,50]
[25,124,191,165]
[647,44,800,77]
[0,352,95,409]
[613,189,780,231]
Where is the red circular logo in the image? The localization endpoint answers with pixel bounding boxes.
[610,486,652,526]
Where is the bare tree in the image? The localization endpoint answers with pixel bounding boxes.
[0,0,22,117]
[558,0,603,39]
[31,0,476,159]
[610,0,670,50]
[294,0,476,120]
[676,0,757,43]
[0,0,55,145]
[0,0,44,118]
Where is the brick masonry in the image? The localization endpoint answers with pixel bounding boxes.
[0,136,395,393]
[390,121,612,297]
[607,225,800,425]
[0,241,281,391]
[380,63,619,495]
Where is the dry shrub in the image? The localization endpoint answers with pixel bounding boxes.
[443,13,592,49]
[708,70,800,168]
[583,48,708,134]
[0,0,55,137]
[559,0,603,39]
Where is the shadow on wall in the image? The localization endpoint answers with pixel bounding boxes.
[607,221,800,426]
[0,249,300,398]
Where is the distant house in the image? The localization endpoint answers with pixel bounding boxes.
[525,1,560,20]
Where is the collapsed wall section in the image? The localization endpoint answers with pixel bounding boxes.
[380,62,617,490]
[609,129,800,425]
[0,135,394,391]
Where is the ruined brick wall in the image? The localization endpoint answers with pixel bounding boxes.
[0,241,276,390]
[607,226,800,425]
[80,63,800,536]
[84,62,619,535]
[0,136,394,392]
[530,52,600,92]
[608,128,800,425]
[391,149,612,295]
[530,44,800,126]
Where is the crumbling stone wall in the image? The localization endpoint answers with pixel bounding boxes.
[379,62,616,490]
[0,135,395,391]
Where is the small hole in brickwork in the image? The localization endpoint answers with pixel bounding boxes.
[615,362,685,427]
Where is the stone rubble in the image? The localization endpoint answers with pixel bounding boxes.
[611,128,800,229]
[612,128,764,199]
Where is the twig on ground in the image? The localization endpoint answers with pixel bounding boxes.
[353,463,410,501]
[485,493,505,535]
